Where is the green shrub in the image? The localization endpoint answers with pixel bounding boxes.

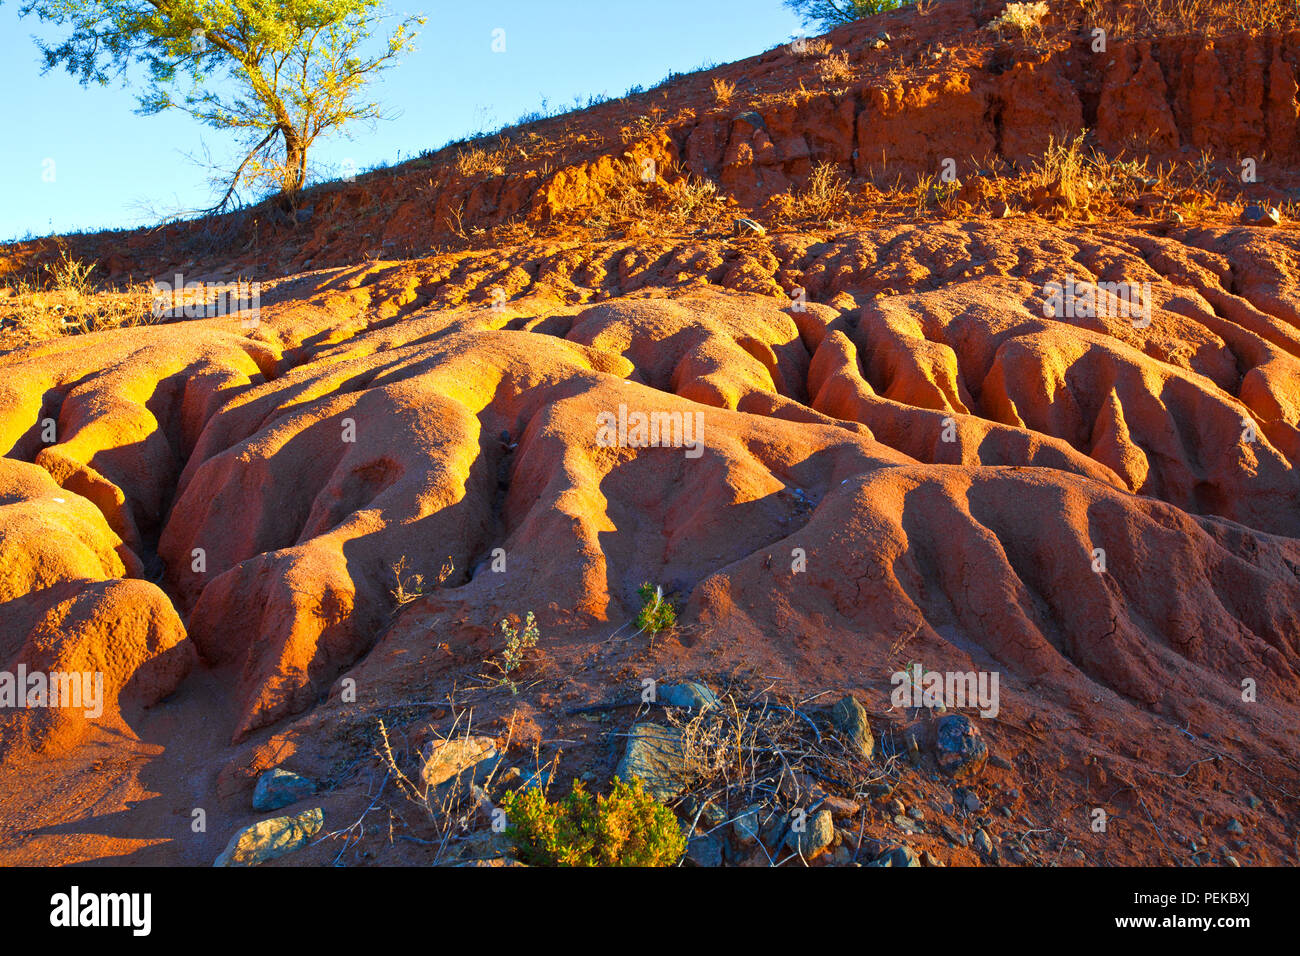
[635,582,676,634]
[501,777,686,866]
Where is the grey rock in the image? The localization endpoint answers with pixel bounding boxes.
[934,713,989,781]
[830,695,875,759]
[616,722,690,802]
[785,808,835,858]
[214,807,323,867]
[252,768,316,812]
[420,736,501,793]
[1226,818,1245,835]
[733,805,764,846]
[868,845,921,867]
[658,680,720,712]
[1241,204,1281,227]
[686,832,725,867]
[973,827,996,858]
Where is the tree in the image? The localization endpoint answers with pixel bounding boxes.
[16,0,424,208]
[784,0,905,30]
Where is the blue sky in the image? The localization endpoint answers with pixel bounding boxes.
[0,1,807,240]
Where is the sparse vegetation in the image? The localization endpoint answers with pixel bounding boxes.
[770,160,852,223]
[390,555,454,609]
[595,160,731,237]
[635,582,677,634]
[494,611,540,684]
[711,77,737,107]
[0,247,155,349]
[817,50,855,84]
[987,1,1050,43]
[500,777,686,866]
[1079,0,1300,38]
[455,139,511,179]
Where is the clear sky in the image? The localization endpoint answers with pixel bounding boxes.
[0,1,808,240]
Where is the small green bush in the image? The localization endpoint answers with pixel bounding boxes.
[635,582,676,634]
[501,777,686,866]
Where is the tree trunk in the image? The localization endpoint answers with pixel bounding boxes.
[280,126,307,197]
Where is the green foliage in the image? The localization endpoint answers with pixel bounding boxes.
[635,582,676,634]
[497,611,540,676]
[784,0,906,29]
[501,777,686,867]
[16,0,424,203]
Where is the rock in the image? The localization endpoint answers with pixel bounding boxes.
[214,807,323,866]
[902,723,925,765]
[733,805,764,846]
[452,829,513,862]
[615,722,690,801]
[733,217,766,237]
[785,808,835,858]
[868,845,921,867]
[907,805,925,821]
[686,832,725,867]
[658,680,719,712]
[518,765,553,791]
[959,789,982,813]
[829,844,853,865]
[830,695,875,759]
[420,736,500,791]
[252,767,316,812]
[973,827,996,859]
[934,714,989,781]
[778,771,819,803]
[1225,818,1245,835]
[819,794,861,819]
[922,850,944,867]
[940,824,968,846]
[1241,204,1281,227]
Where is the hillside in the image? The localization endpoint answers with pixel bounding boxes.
[1,0,1298,868]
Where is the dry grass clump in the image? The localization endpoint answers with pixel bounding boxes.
[660,686,897,865]
[389,554,454,610]
[770,160,853,224]
[595,160,732,236]
[711,77,737,107]
[454,137,512,178]
[817,50,854,85]
[1078,0,1298,37]
[987,1,1050,45]
[0,247,155,351]
[359,713,520,866]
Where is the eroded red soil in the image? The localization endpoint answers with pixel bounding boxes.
[1,1,1298,866]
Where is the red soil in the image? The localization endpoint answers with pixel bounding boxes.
[1,1,1298,866]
